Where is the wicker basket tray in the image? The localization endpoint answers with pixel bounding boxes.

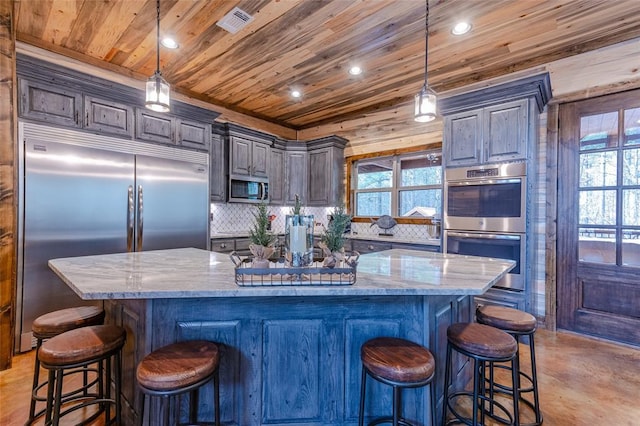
[230,251,359,286]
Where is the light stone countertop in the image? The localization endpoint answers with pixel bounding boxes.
[48,248,514,300]
[211,233,441,246]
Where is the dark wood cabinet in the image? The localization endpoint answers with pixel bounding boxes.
[285,150,308,205]
[444,99,528,167]
[83,95,133,137]
[307,136,347,207]
[19,78,82,128]
[135,108,175,144]
[269,147,285,205]
[177,119,211,150]
[210,131,227,203]
[230,136,270,178]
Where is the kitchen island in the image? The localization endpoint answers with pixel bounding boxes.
[49,248,514,426]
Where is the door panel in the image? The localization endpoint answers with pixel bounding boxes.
[134,155,208,251]
[21,140,134,349]
[557,90,640,346]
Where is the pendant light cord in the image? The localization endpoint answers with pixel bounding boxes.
[424,0,429,87]
[155,0,161,74]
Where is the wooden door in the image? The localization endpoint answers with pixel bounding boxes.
[557,89,640,346]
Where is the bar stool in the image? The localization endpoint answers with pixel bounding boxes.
[359,337,436,426]
[28,305,105,424]
[38,324,126,426]
[442,323,520,425]
[136,340,221,426]
[476,305,542,426]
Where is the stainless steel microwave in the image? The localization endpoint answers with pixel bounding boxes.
[228,176,269,203]
[444,162,527,233]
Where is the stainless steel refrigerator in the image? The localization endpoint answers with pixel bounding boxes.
[16,123,210,351]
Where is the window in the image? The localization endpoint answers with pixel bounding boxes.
[578,107,640,267]
[353,151,442,218]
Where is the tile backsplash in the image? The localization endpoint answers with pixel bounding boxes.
[210,204,335,236]
[210,203,437,241]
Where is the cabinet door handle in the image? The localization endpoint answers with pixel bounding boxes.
[368,244,374,250]
[85,111,89,126]
[220,243,227,249]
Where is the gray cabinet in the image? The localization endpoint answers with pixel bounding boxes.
[269,147,285,205]
[177,119,211,150]
[84,95,134,137]
[135,108,175,144]
[210,238,236,253]
[230,136,270,178]
[285,150,308,205]
[19,78,82,128]
[210,131,227,203]
[307,136,347,207]
[350,240,392,254]
[444,99,529,167]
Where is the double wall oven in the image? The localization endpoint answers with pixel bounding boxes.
[444,162,527,291]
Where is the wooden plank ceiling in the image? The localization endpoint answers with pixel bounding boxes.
[14,0,640,136]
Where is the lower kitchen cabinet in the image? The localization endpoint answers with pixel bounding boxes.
[348,238,440,254]
[474,287,526,312]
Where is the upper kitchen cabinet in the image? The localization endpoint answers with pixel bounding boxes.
[135,108,175,144]
[307,136,347,207]
[270,139,308,206]
[269,143,285,205]
[177,119,211,150]
[210,125,227,203]
[444,99,528,167]
[227,124,273,179]
[440,73,552,168]
[84,96,134,138]
[17,54,219,148]
[19,78,82,128]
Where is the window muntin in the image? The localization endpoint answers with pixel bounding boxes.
[353,151,442,218]
[578,108,640,267]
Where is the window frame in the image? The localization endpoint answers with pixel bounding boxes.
[346,144,442,224]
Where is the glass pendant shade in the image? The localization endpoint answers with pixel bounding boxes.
[414,84,437,122]
[145,71,170,112]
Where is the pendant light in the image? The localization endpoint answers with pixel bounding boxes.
[414,0,437,122]
[145,0,170,112]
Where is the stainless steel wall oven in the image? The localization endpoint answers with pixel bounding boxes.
[444,162,526,233]
[444,162,528,291]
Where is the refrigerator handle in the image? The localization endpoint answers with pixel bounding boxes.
[137,185,144,251]
[127,186,134,252]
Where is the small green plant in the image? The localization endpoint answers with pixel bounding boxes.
[321,205,352,253]
[291,194,303,215]
[249,202,276,247]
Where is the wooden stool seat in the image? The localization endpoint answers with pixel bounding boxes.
[39,325,126,366]
[361,337,435,384]
[476,305,537,333]
[137,340,220,392]
[447,322,517,359]
[359,337,436,426]
[32,306,105,339]
[136,340,221,425]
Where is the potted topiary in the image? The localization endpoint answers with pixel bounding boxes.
[249,202,277,268]
[319,205,352,268]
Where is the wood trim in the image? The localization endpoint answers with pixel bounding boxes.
[345,143,442,219]
[545,103,559,331]
[0,0,17,370]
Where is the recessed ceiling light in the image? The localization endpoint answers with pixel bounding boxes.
[451,22,472,35]
[291,90,302,98]
[348,66,362,76]
[161,37,179,49]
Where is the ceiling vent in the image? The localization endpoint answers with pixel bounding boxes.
[216,7,254,34]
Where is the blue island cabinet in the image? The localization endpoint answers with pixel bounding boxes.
[106,294,473,426]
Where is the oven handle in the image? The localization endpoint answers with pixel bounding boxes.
[446,231,520,240]
[446,178,522,186]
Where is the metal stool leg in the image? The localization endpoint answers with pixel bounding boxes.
[442,343,453,425]
[28,339,44,424]
[359,367,367,426]
[214,368,221,426]
[392,385,402,426]
[529,335,542,425]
